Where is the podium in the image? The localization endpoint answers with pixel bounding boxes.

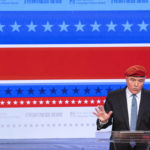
[96,131,150,150]
[0,131,149,150]
[0,138,109,150]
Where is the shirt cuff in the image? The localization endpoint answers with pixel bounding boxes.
[99,119,108,125]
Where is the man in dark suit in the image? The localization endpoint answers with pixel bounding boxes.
[93,65,150,150]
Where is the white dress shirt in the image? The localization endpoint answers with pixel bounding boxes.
[126,88,141,127]
[99,88,141,127]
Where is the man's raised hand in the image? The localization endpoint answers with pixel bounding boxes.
[93,105,113,123]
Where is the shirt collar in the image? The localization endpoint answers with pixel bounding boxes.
[126,87,141,99]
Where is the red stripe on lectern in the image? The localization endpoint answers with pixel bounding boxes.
[0,47,149,80]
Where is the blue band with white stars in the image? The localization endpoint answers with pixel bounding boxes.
[0,11,150,44]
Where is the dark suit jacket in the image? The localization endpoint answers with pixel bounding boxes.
[97,88,150,150]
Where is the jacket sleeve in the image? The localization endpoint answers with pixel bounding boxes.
[97,93,113,130]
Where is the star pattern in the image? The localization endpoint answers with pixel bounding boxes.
[122,21,133,31]
[73,88,79,94]
[106,21,117,32]
[28,88,34,94]
[42,21,53,32]
[26,21,37,32]
[40,88,45,94]
[71,100,75,104]
[59,21,69,32]
[90,21,101,32]
[0,123,95,128]
[62,88,67,94]
[0,97,105,107]
[85,88,90,94]
[0,84,131,108]
[6,88,11,94]
[0,20,149,32]
[17,88,23,94]
[46,100,50,104]
[74,21,85,32]
[138,21,149,31]
[107,87,112,94]
[10,21,21,32]
[96,87,101,93]
[50,88,57,94]
[0,24,5,32]
[2,84,127,98]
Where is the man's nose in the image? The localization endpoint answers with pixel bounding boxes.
[134,81,138,86]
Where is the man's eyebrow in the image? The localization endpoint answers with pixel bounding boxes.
[138,79,145,81]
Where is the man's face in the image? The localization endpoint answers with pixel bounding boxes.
[126,76,145,94]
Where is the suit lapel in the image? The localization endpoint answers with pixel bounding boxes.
[121,88,130,130]
[136,89,145,129]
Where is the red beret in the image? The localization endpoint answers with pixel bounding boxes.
[125,65,147,77]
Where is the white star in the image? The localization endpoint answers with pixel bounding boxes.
[39,100,43,104]
[52,100,56,104]
[10,21,21,32]
[75,21,85,32]
[103,99,106,103]
[33,100,37,104]
[90,21,101,32]
[59,100,62,104]
[122,21,133,31]
[14,101,17,105]
[20,101,24,104]
[65,100,69,104]
[97,99,101,104]
[91,100,94,104]
[59,21,69,32]
[1,101,4,105]
[84,100,88,104]
[26,21,37,32]
[26,101,30,104]
[42,21,53,32]
[71,100,75,104]
[78,100,82,104]
[7,101,11,105]
[106,21,117,32]
[46,100,50,104]
[0,24,5,32]
[138,21,149,31]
